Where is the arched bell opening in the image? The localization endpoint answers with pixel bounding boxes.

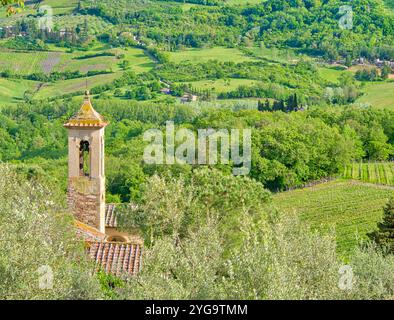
[79,140,90,177]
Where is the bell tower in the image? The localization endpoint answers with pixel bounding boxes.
[64,91,108,233]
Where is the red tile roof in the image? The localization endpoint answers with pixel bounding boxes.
[105,203,139,228]
[87,242,142,276]
[105,204,118,228]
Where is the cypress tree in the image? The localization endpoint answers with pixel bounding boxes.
[279,99,285,112]
[369,198,394,254]
[286,95,292,111]
[293,93,298,109]
[264,99,270,111]
[272,100,280,111]
[257,100,263,112]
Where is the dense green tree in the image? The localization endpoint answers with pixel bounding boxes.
[381,64,391,79]
[366,126,393,160]
[118,168,271,252]
[369,198,394,254]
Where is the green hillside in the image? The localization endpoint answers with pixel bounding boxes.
[274,180,394,258]
[0,45,154,103]
[0,78,37,104]
[343,162,394,186]
[33,72,120,99]
[357,81,394,109]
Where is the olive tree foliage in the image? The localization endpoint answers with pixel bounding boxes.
[117,169,394,300]
[120,210,350,300]
[349,244,394,300]
[0,164,102,300]
[117,169,341,299]
[121,214,394,300]
[221,215,343,300]
[117,168,272,253]
[225,219,394,300]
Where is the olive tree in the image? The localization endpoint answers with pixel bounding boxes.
[0,164,102,300]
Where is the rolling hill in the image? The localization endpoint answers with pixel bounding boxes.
[274,180,394,258]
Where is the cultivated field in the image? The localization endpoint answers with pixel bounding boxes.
[37,0,79,15]
[0,45,154,103]
[343,162,394,186]
[0,50,50,75]
[0,46,153,74]
[274,180,394,257]
[224,0,268,5]
[52,14,116,35]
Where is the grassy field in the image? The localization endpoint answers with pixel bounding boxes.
[53,47,153,74]
[246,45,304,64]
[318,66,347,84]
[120,48,156,73]
[343,162,394,186]
[168,47,258,64]
[34,72,120,99]
[357,81,394,109]
[39,0,79,15]
[274,180,394,258]
[0,78,37,104]
[182,78,261,93]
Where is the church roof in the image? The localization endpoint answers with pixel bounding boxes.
[75,220,107,242]
[76,219,142,276]
[64,91,108,128]
[87,241,142,277]
[105,203,139,228]
[105,204,118,228]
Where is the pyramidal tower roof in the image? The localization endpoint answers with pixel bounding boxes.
[64,91,108,128]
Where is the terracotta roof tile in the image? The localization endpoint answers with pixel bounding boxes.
[105,204,118,228]
[87,242,142,276]
[105,203,138,228]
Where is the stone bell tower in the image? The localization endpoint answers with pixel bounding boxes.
[64,91,108,233]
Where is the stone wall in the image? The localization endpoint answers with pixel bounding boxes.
[67,176,105,232]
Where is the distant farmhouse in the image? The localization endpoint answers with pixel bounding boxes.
[181,93,198,103]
